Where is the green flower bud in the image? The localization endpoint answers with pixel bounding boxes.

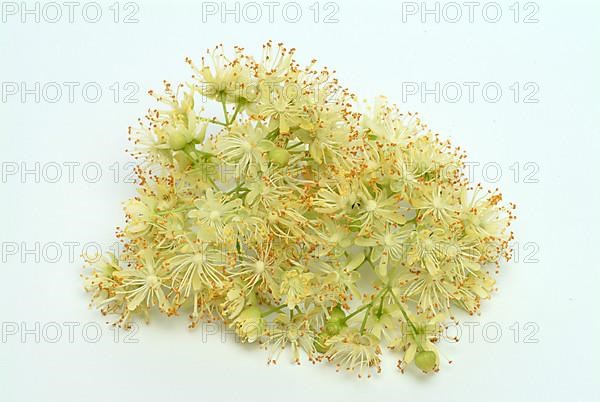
[314,332,330,353]
[233,306,264,343]
[325,320,346,336]
[168,130,188,150]
[268,148,291,166]
[414,350,437,373]
[325,306,347,335]
[329,306,346,322]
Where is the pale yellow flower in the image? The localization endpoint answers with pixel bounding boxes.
[84,42,515,376]
[279,267,314,309]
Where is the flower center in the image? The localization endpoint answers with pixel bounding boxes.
[287,327,299,341]
[146,275,160,288]
[192,254,205,264]
[384,233,395,246]
[241,140,253,152]
[446,245,459,258]
[365,200,378,212]
[254,261,265,273]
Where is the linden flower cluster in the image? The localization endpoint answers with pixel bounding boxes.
[83,42,515,377]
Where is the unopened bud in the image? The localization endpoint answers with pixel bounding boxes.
[169,130,188,150]
[415,350,437,373]
[268,148,290,166]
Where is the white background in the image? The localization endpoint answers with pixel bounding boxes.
[1,0,599,401]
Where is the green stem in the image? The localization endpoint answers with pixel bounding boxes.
[261,304,285,317]
[225,181,246,195]
[388,288,424,351]
[359,304,373,334]
[343,287,387,325]
[229,102,242,124]
[220,92,229,125]
[200,117,227,127]
[266,128,280,141]
[343,303,371,323]
[156,206,191,216]
[365,254,376,271]
[376,290,387,318]
[197,151,216,159]
[286,141,305,150]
